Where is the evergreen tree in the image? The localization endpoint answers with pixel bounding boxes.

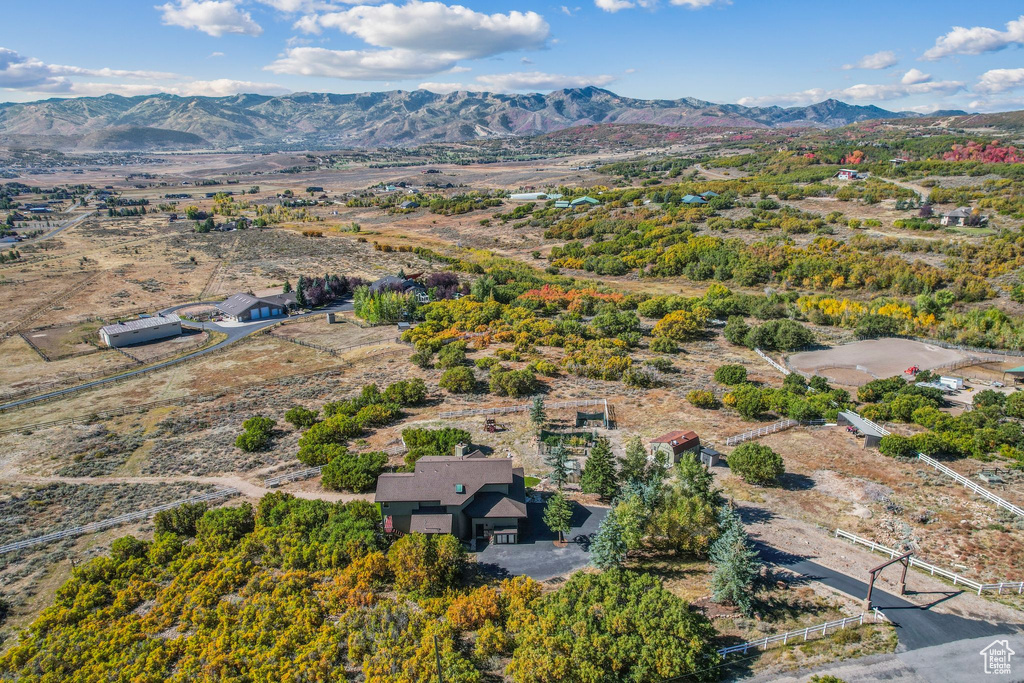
[709,506,761,617]
[529,396,546,430]
[620,435,649,488]
[544,440,568,490]
[580,437,618,500]
[590,506,628,570]
[543,491,573,543]
[282,279,292,293]
[675,455,720,507]
[296,275,308,308]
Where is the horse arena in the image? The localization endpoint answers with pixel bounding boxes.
[787,338,1002,386]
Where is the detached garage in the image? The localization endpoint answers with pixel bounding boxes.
[100,314,182,348]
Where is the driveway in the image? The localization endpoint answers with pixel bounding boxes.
[475,502,608,581]
[0,298,356,412]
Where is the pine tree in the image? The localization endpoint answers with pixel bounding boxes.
[675,454,720,506]
[709,506,761,617]
[543,491,573,544]
[544,440,568,490]
[620,435,649,487]
[580,438,618,500]
[529,396,546,429]
[590,506,627,570]
[296,275,308,308]
[282,279,292,293]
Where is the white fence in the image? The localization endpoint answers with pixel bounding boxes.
[439,398,607,419]
[717,609,888,657]
[0,488,239,555]
[265,466,324,488]
[754,348,791,376]
[725,418,799,446]
[846,409,1024,519]
[917,454,1024,518]
[835,529,1024,596]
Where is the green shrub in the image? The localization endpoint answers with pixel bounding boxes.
[489,369,538,397]
[235,415,276,452]
[728,443,784,485]
[649,336,679,354]
[879,434,917,459]
[439,366,476,393]
[321,451,388,492]
[687,389,718,409]
[297,442,348,467]
[381,378,427,406]
[714,364,748,385]
[284,406,319,429]
[437,342,468,368]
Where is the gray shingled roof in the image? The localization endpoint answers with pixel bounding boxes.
[462,470,528,519]
[943,207,973,218]
[216,293,262,317]
[216,292,296,316]
[375,456,517,506]
[100,314,180,335]
[409,514,453,534]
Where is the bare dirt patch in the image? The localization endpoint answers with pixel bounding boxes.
[789,338,970,381]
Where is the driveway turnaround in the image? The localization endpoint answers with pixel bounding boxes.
[475,502,608,581]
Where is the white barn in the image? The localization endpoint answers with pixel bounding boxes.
[100,314,182,348]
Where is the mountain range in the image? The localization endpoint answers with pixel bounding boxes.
[0,87,967,151]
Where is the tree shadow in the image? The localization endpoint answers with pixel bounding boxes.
[778,472,815,491]
[735,506,776,525]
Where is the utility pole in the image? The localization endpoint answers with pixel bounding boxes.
[433,634,445,683]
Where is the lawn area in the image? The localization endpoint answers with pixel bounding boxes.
[524,476,541,488]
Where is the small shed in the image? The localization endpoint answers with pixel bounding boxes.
[837,411,887,449]
[570,196,600,207]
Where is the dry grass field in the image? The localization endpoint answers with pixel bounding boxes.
[1,148,1022,675]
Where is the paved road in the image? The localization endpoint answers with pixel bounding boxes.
[26,209,95,243]
[0,298,354,412]
[772,553,1017,652]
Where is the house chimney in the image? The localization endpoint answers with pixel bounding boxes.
[455,443,469,458]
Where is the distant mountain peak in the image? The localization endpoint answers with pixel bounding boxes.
[0,88,924,150]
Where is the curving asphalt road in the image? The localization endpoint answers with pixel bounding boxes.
[772,554,1018,652]
[0,298,354,412]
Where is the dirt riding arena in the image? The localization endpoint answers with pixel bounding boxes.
[788,338,985,386]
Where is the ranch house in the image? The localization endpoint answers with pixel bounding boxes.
[649,430,701,464]
[375,449,528,544]
[216,292,297,322]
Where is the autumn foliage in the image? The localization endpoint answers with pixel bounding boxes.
[942,141,1022,164]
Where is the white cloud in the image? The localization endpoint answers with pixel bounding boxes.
[969,95,1024,111]
[841,50,897,70]
[64,79,289,97]
[209,51,225,57]
[417,81,466,94]
[922,15,1024,60]
[560,5,581,16]
[308,2,549,58]
[158,0,263,37]
[594,0,722,12]
[900,68,930,85]
[418,71,616,94]
[473,71,615,92]
[0,48,177,93]
[975,67,1024,94]
[266,47,454,80]
[738,73,964,107]
[271,2,550,80]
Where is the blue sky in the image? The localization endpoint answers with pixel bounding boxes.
[1,0,1023,111]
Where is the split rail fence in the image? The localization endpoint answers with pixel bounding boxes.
[723,417,825,447]
[0,488,239,555]
[439,398,607,419]
[717,609,887,657]
[835,529,1024,596]
[754,348,790,376]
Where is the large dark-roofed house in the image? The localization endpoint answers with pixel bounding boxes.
[216,292,297,322]
[375,452,527,544]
